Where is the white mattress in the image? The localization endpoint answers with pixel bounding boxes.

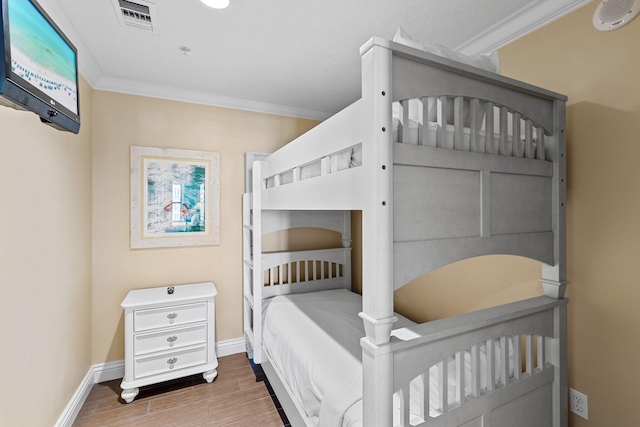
[261,289,510,427]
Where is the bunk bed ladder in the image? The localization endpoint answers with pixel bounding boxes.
[242,192,255,359]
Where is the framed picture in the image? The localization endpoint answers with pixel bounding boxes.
[131,146,220,249]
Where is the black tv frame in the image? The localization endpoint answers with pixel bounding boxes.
[0,0,80,133]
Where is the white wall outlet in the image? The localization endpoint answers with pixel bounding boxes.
[570,388,589,420]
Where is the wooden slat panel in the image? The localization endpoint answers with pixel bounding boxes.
[485,102,495,154]
[471,344,481,398]
[470,98,481,152]
[260,99,363,177]
[399,384,411,427]
[513,335,522,380]
[388,297,567,391]
[419,372,430,420]
[418,97,427,146]
[500,336,509,386]
[499,107,509,156]
[320,156,330,176]
[456,351,465,404]
[513,113,523,157]
[525,120,534,159]
[399,100,410,144]
[262,166,365,211]
[526,335,535,374]
[454,96,465,151]
[296,261,300,284]
[438,360,448,411]
[486,339,496,391]
[536,126,546,160]
[261,248,352,270]
[437,96,450,148]
[388,48,560,133]
[538,336,546,369]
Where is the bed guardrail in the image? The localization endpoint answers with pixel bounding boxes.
[259,247,351,299]
[396,96,547,161]
[361,296,567,426]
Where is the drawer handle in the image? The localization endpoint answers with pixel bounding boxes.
[167,336,178,347]
[167,357,178,369]
[167,313,178,323]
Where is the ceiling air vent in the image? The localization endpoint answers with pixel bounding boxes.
[113,0,158,33]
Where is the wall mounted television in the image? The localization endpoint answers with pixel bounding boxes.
[0,0,80,133]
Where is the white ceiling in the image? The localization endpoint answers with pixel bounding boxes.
[42,0,589,120]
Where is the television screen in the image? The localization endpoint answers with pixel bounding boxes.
[0,0,80,133]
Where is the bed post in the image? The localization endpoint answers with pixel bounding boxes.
[342,211,352,248]
[541,99,568,427]
[252,160,264,364]
[542,98,568,300]
[359,38,397,427]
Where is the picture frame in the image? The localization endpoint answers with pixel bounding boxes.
[130,146,220,249]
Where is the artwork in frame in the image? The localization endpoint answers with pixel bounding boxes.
[131,146,220,249]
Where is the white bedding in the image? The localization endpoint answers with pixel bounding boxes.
[261,289,510,427]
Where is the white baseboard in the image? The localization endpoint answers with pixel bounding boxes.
[215,336,247,358]
[93,359,126,383]
[55,337,246,427]
[54,367,95,427]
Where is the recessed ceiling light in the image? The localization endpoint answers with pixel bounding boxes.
[200,0,229,9]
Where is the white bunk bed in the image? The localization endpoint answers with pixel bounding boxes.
[243,36,568,427]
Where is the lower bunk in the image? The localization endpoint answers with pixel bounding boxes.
[255,288,567,427]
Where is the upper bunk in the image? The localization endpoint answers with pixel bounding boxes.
[251,36,567,296]
[253,36,566,210]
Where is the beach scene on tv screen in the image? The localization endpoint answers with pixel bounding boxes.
[8,0,78,115]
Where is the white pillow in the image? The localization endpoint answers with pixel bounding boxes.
[393,27,500,73]
[393,27,500,127]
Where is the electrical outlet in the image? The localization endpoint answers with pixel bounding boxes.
[570,388,589,420]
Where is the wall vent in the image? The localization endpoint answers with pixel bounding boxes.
[113,0,158,33]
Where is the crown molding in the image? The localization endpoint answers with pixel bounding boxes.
[45,0,589,119]
[93,75,334,121]
[456,0,592,55]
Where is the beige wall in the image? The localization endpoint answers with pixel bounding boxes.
[91,91,318,364]
[499,4,640,426]
[393,3,640,426]
[0,77,93,426]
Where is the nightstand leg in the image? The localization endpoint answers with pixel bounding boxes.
[121,387,139,403]
[203,369,218,383]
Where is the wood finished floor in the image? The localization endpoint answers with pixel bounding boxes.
[73,353,290,427]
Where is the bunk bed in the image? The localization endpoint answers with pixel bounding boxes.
[242,36,568,427]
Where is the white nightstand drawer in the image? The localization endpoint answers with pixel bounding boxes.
[134,324,207,356]
[134,302,207,332]
[121,282,217,403]
[134,344,207,379]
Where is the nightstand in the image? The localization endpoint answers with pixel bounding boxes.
[120,282,218,403]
